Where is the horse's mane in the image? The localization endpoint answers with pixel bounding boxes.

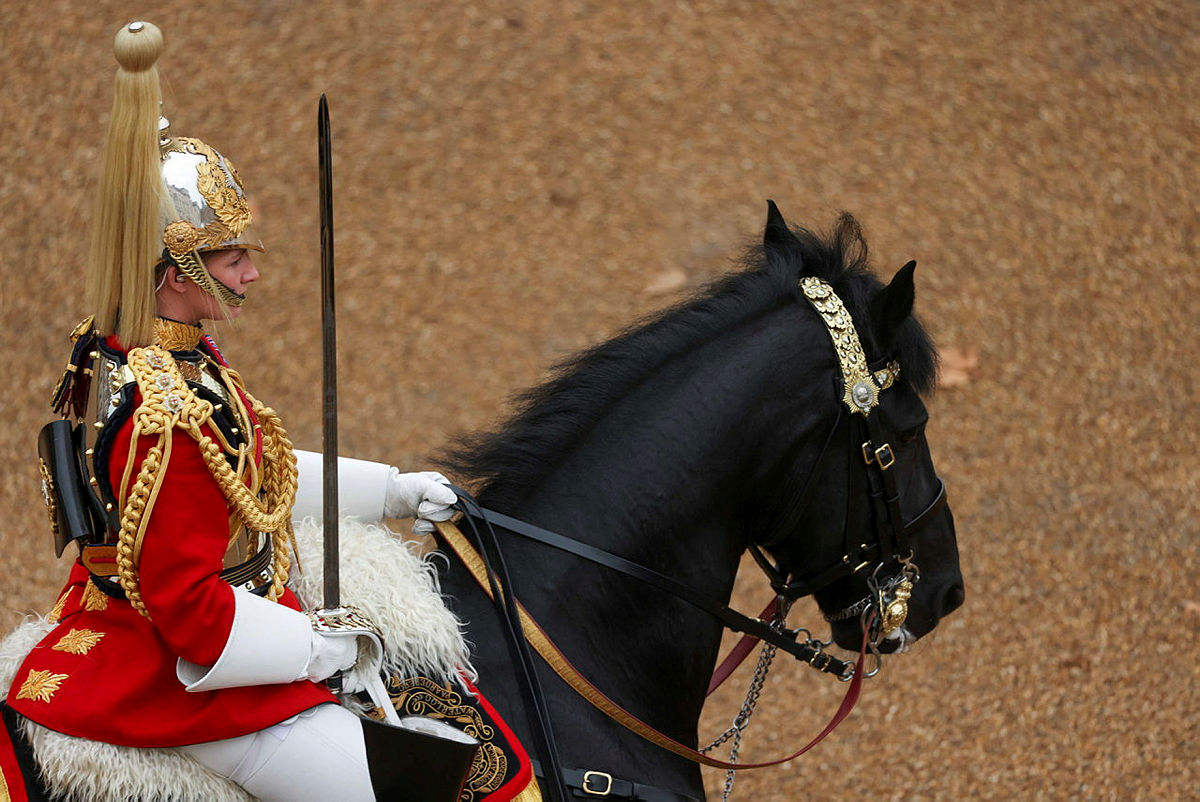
[443,213,937,506]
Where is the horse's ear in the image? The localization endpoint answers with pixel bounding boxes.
[764,200,799,250]
[870,260,916,351]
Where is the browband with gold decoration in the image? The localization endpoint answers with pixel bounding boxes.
[800,277,900,415]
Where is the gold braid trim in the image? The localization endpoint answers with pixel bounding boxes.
[116,346,299,617]
[194,360,298,599]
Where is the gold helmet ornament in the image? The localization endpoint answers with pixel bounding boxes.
[85,21,263,348]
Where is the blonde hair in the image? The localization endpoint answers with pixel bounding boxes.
[85,22,168,348]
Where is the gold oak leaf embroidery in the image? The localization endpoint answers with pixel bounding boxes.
[52,628,105,655]
[81,582,109,612]
[17,670,70,702]
[48,588,72,623]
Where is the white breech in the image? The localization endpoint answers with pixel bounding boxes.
[179,703,374,801]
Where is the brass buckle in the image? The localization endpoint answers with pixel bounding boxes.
[874,443,895,470]
[583,770,613,795]
[862,440,896,470]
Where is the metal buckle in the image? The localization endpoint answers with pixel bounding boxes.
[583,770,613,796]
[862,441,896,470]
[874,443,895,470]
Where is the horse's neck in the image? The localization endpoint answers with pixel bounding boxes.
[456,303,830,794]
[483,368,791,787]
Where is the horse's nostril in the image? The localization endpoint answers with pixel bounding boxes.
[943,583,965,613]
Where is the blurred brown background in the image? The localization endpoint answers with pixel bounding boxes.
[1,1,1195,799]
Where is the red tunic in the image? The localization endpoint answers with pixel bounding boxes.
[8,346,333,748]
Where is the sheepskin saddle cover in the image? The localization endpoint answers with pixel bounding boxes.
[0,519,470,802]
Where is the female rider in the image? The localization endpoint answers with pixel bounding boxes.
[6,21,455,800]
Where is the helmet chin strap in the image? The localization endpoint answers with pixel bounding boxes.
[161,247,246,307]
[207,274,247,305]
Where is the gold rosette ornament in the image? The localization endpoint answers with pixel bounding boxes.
[162,220,202,256]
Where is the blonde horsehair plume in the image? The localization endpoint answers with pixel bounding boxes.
[86,21,168,348]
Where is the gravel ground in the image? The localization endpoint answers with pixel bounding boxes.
[1,2,1195,799]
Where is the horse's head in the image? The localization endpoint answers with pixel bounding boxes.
[750,203,964,656]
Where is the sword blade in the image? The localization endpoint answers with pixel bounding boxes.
[318,94,339,611]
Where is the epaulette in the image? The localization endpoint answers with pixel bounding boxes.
[125,346,214,435]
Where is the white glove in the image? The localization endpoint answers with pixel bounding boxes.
[303,631,359,687]
[383,469,457,534]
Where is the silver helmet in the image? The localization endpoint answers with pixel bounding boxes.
[159,134,263,307]
[161,136,262,254]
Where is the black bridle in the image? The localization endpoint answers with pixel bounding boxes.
[452,499,856,677]
[746,384,949,651]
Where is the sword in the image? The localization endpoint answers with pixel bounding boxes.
[314,96,398,714]
[318,94,344,691]
[318,92,343,623]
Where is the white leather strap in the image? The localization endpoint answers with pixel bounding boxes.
[363,673,402,726]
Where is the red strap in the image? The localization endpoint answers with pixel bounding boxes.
[0,707,32,802]
[524,594,866,770]
[707,598,777,696]
[715,619,867,769]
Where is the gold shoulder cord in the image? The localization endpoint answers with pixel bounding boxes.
[116,346,298,618]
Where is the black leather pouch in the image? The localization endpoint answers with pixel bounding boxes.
[37,419,101,556]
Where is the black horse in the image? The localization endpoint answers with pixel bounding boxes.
[438,203,965,800]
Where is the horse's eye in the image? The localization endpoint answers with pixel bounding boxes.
[899,424,926,443]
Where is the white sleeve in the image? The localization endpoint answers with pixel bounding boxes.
[176,588,312,692]
[292,449,392,525]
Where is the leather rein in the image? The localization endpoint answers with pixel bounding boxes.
[435,509,869,772]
